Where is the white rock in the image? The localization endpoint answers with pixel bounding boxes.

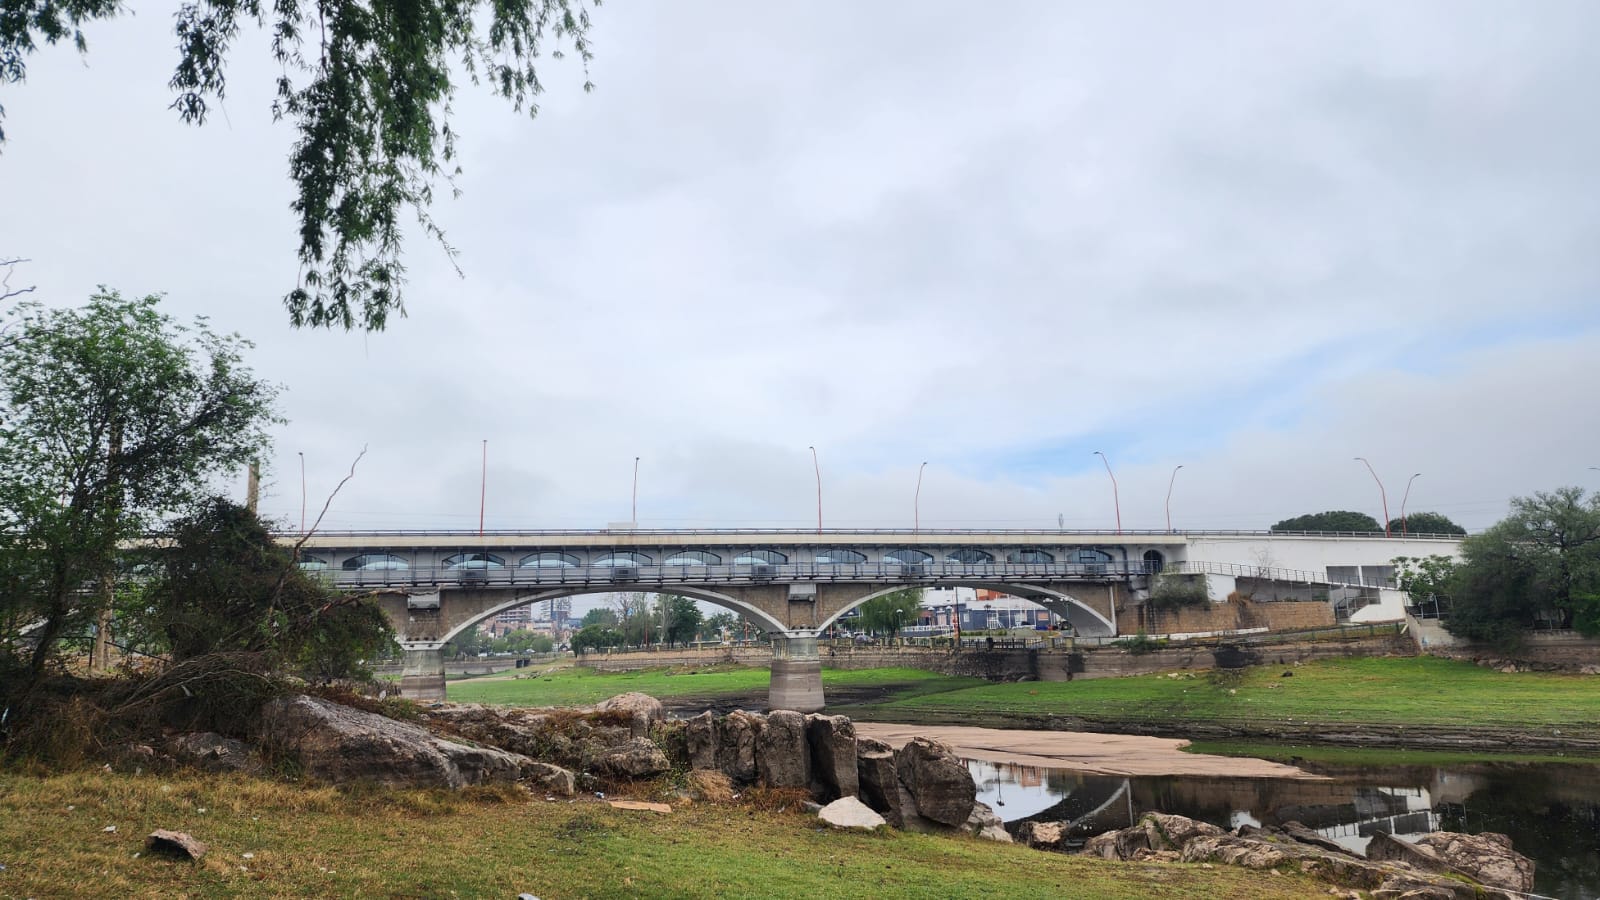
[817,796,887,831]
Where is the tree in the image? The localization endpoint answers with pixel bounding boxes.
[657,594,701,647]
[0,292,277,679]
[1387,511,1466,536]
[853,588,923,639]
[1392,554,1457,617]
[1445,488,1600,646]
[1270,511,1382,533]
[570,623,622,653]
[700,612,737,642]
[2,1,597,331]
[579,607,618,628]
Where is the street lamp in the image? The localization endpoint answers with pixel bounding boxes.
[808,446,823,534]
[297,451,306,534]
[1400,472,1422,536]
[1165,464,1184,533]
[1093,451,1122,534]
[914,461,928,533]
[632,456,641,525]
[1354,457,1391,537]
[479,439,488,538]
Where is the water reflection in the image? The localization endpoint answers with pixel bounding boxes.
[964,759,1600,900]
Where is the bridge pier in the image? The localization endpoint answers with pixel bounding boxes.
[399,643,447,701]
[769,632,824,712]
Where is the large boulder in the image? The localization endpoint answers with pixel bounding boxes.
[685,711,718,771]
[260,694,528,789]
[964,801,1012,843]
[756,710,811,789]
[1016,820,1068,850]
[1412,832,1535,893]
[894,737,976,827]
[597,738,671,779]
[597,693,665,738]
[855,737,931,830]
[169,732,260,774]
[522,761,577,796]
[804,714,858,800]
[717,710,761,783]
[817,796,886,831]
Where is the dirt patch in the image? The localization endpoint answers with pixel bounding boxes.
[854,722,1327,780]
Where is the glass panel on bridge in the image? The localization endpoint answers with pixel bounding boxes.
[594,552,653,566]
[815,549,868,564]
[342,553,409,570]
[663,551,721,566]
[946,549,994,565]
[1142,549,1165,573]
[520,552,579,568]
[443,552,506,569]
[296,554,330,571]
[734,550,787,565]
[1077,548,1114,564]
[884,549,933,564]
[1006,549,1054,564]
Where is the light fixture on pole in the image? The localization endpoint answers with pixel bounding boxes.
[1165,464,1184,533]
[632,456,641,525]
[1093,451,1122,534]
[1400,473,1422,536]
[1354,457,1391,537]
[298,451,306,534]
[479,439,488,538]
[914,461,928,533]
[808,446,822,534]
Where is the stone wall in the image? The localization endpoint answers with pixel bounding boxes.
[1131,598,1335,636]
[1426,630,1600,671]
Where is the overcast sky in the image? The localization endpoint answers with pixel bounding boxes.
[3,2,1598,534]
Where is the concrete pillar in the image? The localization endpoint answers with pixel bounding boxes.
[769,632,824,713]
[399,644,446,701]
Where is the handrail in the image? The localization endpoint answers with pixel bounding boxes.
[272,527,1467,541]
[1166,560,1395,589]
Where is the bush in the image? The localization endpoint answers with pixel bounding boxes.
[1146,575,1210,611]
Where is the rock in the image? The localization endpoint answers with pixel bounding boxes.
[597,738,671,779]
[965,801,1012,843]
[1082,826,1150,860]
[716,710,760,783]
[259,694,529,789]
[1581,664,1600,675]
[597,693,665,738]
[817,796,887,831]
[146,829,207,861]
[685,711,718,770]
[894,737,977,827]
[1280,820,1358,856]
[112,743,167,774]
[1143,812,1226,849]
[855,738,909,823]
[521,761,576,796]
[1016,820,1068,850]
[756,710,810,789]
[1367,832,1451,876]
[1412,832,1535,893]
[170,732,260,774]
[804,714,858,800]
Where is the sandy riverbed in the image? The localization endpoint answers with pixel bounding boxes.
[854,723,1326,779]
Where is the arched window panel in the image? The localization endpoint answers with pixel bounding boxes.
[297,554,330,571]
[946,549,994,565]
[1076,548,1114,564]
[815,549,868,564]
[594,552,653,567]
[884,549,933,564]
[664,550,721,566]
[520,552,579,568]
[1006,549,1055,564]
[343,553,409,570]
[1142,550,1165,573]
[443,552,505,569]
[734,550,787,565]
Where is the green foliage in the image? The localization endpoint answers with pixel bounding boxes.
[1145,575,1210,611]
[0,291,277,676]
[699,612,738,642]
[579,607,618,628]
[140,499,393,682]
[1,1,597,330]
[1445,487,1600,646]
[570,624,623,653]
[657,594,701,647]
[1388,511,1466,536]
[1110,632,1166,654]
[1392,555,1457,614]
[851,588,923,637]
[1270,510,1382,533]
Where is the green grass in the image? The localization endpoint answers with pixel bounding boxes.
[868,656,1600,731]
[0,771,1325,899]
[447,664,981,708]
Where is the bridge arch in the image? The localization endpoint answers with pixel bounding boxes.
[433,585,789,648]
[813,581,1116,637]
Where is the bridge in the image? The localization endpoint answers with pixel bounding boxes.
[293,528,1465,711]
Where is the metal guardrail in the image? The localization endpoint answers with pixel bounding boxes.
[282,527,1467,540]
[1167,560,1395,589]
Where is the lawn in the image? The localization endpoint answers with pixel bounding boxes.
[447,664,982,708]
[0,770,1325,899]
[868,656,1600,731]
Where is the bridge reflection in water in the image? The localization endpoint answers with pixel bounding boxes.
[968,759,1600,900]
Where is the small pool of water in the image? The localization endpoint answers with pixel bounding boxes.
[964,758,1600,899]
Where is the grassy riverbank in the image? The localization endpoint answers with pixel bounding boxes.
[0,771,1323,899]
[448,664,981,707]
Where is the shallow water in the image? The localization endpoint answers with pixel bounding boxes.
[966,758,1600,900]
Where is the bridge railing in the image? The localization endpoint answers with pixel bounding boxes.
[1164,560,1396,589]
[285,527,1467,540]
